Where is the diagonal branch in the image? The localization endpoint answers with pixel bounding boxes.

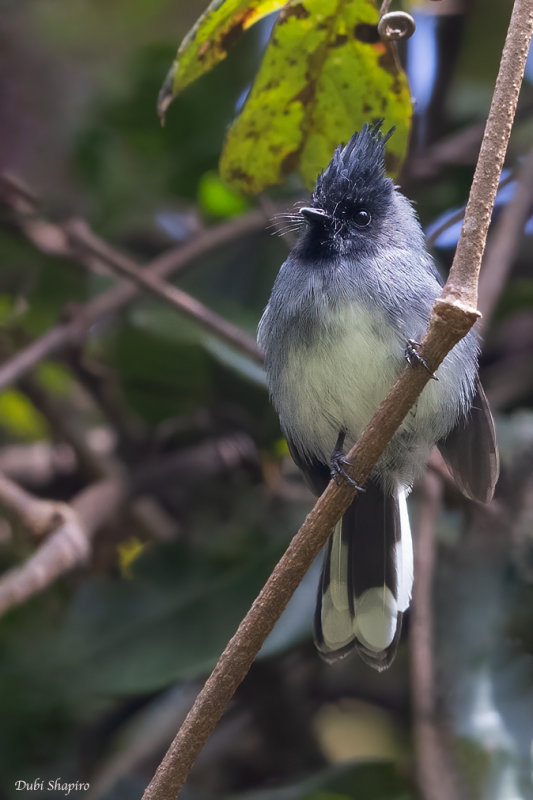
[0,178,270,390]
[64,219,263,364]
[140,1,533,798]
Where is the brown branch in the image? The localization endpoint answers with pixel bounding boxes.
[0,471,69,539]
[0,433,256,616]
[130,433,257,494]
[443,0,533,307]
[64,220,263,365]
[140,2,533,797]
[410,471,463,800]
[478,148,533,325]
[0,478,127,615]
[406,96,533,185]
[0,178,270,390]
[0,440,78,486]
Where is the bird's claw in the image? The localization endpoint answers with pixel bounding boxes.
[405,339,438,380]
[330,450,365,491]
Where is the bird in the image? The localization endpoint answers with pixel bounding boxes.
[257,121,499,670]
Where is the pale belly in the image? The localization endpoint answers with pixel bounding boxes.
[277,304,405,464]
[275,302,463,473]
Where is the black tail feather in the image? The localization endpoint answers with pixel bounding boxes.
[314,480,412,671]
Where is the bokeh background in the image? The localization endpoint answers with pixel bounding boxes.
[1,1,533,799]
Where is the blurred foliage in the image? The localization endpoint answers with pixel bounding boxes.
[0,390,48,441]
[0,1,532,799]
[197,170,251,218]
[226,760,413,798]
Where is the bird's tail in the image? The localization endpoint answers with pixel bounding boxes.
[314,479,413,670]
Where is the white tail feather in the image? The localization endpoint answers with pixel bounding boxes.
[353,587,397,651]
[329,521,349,611]
[396,485,414,613]
[319,484,414,659]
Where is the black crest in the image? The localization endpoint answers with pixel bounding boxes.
[312,120,395,218]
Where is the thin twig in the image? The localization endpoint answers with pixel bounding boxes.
[478,148,533,325]
[411,471,463,800]
[140,2,533,797]
[64,220,263,364]
[406,96,533,184]
[0,441,76,486]
[0,179,270,390]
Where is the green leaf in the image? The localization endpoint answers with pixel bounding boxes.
[198,169,250,217]
[0,390,48,441]
[158,0,287,118]
[220,0,411,193]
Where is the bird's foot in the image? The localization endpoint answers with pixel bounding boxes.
[405,339,438,380]
[330,449,365,492]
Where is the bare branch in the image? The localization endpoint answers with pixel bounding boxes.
[0,178,271,389]
[0,430,115,487]
[0,471,69,539]
[410,472,463,800]
[443,0,533,307]
[478,148,533,325]
[140,2,533,797]
[0,478,127,616]
[0,433,256,616]
[130,433,258,494]
[64,220,264,364]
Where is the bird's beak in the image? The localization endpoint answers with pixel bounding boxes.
[300,206,330,224]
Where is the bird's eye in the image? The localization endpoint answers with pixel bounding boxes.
[354,209,371,227]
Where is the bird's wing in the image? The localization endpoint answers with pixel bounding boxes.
[285,435,331,496]
[437,377,499,503]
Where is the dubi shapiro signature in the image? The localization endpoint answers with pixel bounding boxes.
[14,780,90,796]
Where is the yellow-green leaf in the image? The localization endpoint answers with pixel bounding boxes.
[197,170,250,217]
[220,0,412,193]
[117,537,147,579]
[0,390,48,441]
[158,0,287,119]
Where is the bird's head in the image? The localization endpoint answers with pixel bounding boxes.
[299,121,396,255]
